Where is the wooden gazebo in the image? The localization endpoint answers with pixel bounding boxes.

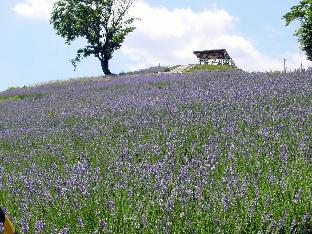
[193,49,236,67]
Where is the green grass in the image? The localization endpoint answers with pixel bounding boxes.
[0,93,45,103]
[184,64,237,73]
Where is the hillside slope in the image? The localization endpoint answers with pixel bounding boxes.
[0,70,311,233]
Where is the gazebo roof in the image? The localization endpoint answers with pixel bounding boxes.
[193,49,231,60]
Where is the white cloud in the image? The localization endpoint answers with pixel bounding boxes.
[12,0,312,71]
[123,0,312,72]
[12,0,56,20]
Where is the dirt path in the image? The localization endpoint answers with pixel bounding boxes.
[168,64,194,73]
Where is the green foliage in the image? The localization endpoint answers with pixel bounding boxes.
[184,64,237,74]
[283,0,312,61]
[50,0,138,75]
[0,93,45,104]
[6,86,19,91]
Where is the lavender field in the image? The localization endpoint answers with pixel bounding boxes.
[0,70,311,233]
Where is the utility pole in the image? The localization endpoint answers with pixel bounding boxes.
[300,51,303,72]
[283,59,286,73]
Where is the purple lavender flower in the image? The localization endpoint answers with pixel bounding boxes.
[58,226,69,234]
[293,189,302,204]
[290,219,297,233]
[1,67,311,232]
[303,213,310,223]
[222,194,230,209]
[77,217,84,228]
[265,193,271,208]
[99,219,107,231]
[35,220,45,233]
[0,222,4,233]
[141,214,148,226]
[167,199,174,212]
[20,219,29,233]
[280,144,288,162]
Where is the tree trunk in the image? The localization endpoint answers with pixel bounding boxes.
[100,58,112,75]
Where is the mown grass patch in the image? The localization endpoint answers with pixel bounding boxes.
[184,64,237,73]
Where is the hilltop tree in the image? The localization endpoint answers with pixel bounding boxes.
[50,0,137,75]
[283,0,312,61]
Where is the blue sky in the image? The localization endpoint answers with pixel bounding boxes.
[0,0,310,92]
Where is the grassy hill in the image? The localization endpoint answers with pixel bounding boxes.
[184,64,237,73]
[0,69,311,233]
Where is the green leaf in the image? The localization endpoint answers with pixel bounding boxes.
[283,0,312,61]
[50,0,138,74]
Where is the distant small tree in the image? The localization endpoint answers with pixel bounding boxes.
[283,0,312,61]
[50,0,137,75]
